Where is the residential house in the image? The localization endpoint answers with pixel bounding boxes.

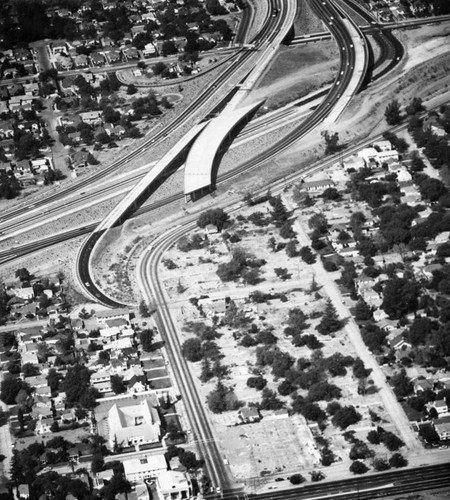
[123,454,167,483]
[414,378,434,394]
[14,287,34,300]
[123,46,139,60]
[301,179,335,192]
[91,370,111,385]
[239,407,260,423]
[16,484,30,500]
[99,326,121,341]
[389,334,411,350]
[104,49,122,64]
[90,52,106,66]
[423,116,446,137]
[97,308,131,323]
[432,399,448,415]
[143,43,157,58]
[74,54,89,68]
[433,415,450,440]
[80,110,102,125]
[72,150,90,168]
[128,375,147,393]
[151,471,193,500]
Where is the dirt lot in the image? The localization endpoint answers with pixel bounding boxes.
[251,42,339,110]
[159,202,397,489]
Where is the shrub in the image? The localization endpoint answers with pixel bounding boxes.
[349,460,369,474]
[289,474,305,485]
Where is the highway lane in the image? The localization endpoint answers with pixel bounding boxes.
[341,0,405,82]
[76,0,299,304]
[1,0,367,271]
[0,2,280,225]
[2,96,441,268]
[0,0,409,236]
[138,231,240,495]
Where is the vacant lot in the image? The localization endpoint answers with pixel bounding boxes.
[252,42,339,110]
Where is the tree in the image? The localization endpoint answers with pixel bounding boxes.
[349,460,369,474]
[317,299,344,335]
[373,458,390,471]
[299,246,316,264]
[279,221,295,239]
[418,424,440,443]
[15,268,31,282]
[389,453,408,468]
[349,440,374,460]
[270,195,290,227]
[285,240,298,257]
[152,62,168,76]
[332,406,361,429]
[381,278,420,319]
[206,380,239,413]
[197,208,229,231]
[139,300,152,317]
[200,357,214,383]
[127,84,138,95]
[322,130,340,155]
[308,381,341,402]
[289,474,305,485]
[416,176,448,202]
[308,213,328,233]
[310,470,325,482]
[405,97,424,115]
[181,338,203,362]
[390,369,413,398]
[381,431,404,451]
[140,328,154,352]
[91,453,104,473]
[322,187,341,200]
[1,377,31,405]
[246,376,267,391]
[206,0,227,14]
[354,300,373,321]
[111,375,126,395]
[22,363,40,378]
[162,40,178,56]
[385,100,402,125]
[63,364,91,405]
[352,359,371,379]
[367,429,382,445]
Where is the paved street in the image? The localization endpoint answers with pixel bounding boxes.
[283,194,423,453]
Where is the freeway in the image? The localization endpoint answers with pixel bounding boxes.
[0,104,437,269]
[0,0,282,225]
[76,0,299,304]
[341,0,404,82]
[0,0,404,243]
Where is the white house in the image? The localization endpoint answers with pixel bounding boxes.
[123,454,167,483]
[152,471,193,500]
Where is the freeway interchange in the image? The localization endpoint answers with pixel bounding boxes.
[2,0,450,497]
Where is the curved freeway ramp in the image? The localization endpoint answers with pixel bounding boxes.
[184,100,264,198]
[77,122,209,306]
